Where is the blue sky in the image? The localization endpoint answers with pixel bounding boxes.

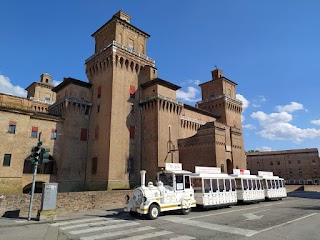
[1,1,320,152]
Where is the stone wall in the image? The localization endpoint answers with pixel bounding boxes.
[0,190,130,217]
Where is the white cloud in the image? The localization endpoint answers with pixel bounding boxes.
[252,96,266,108]
[311,120,320,125]
[275,102,304,113]
[251,110,320,143]
[257,146,272,152]
[176,86,201,102]
[243,124,256,130]
[236,94,249,110]
[0,75,27,98]
[52,80,62,86]
[187,79,200,85]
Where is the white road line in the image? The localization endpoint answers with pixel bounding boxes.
[249,213,318,237]
[50,217,104,226]
[69,222,140,235]
[60,219,123,230]
[80,226,155,240]
[170,236,196,240]
[188,206,260,219]
[165,217,258,237]
[118,230,173,240]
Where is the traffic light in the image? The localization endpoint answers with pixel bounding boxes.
[30,141,42,165]
[40,147,50,164]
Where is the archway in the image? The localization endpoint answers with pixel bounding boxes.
[23,155,57,175]
[23,181,45,193]
[226,159,233,174]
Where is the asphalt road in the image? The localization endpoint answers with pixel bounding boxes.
[1,191,319,240]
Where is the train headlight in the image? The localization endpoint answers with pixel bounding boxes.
[142,196,147,202]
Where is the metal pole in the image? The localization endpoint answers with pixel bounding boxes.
[27,162,38,221]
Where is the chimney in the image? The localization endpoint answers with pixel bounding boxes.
[211,69,223,80]
[140,170,146,187]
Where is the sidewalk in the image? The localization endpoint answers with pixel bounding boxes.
[0,207,124,228]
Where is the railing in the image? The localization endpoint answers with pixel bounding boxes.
[30,97,53,105]
[85,40,155,66]
[197,94,243,105]
[180,115,205,125]
[140,93,184,107]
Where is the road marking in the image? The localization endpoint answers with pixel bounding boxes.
[69,222,140,235]
[165,217,258,237]
[249,213,318,237]
[243,213,264,221]
[60,219,124,230]
[187,199,299,220]
[118,230,172,240]
[51,217,104,226]
[170,236,196,240]
[80,226,155,240]
[188,205,261,219]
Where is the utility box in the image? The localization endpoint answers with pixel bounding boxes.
[37,183,58,220]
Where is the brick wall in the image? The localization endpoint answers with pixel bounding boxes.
[0,190,130,217]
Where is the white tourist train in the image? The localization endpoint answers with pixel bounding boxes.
[124,164,287,219]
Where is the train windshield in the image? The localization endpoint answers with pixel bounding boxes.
[158,172,173,187]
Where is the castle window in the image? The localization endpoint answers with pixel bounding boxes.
[97,105,100,113]
[97,86,101,98]
[92,157,98,174]
[3,154,11,166]
[51,129,57,140]
[270,161,273,166]
[31,127,38,138]
[80,128,88,141]
[95,126,99,140]
[130,86,135,98]
[130,125,135,139]
[8,121,16,134]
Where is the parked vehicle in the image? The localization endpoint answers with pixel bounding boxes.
[231,169,265,203]
[190,166,237,208]
[258,171,287,200]
[124,163,196,219]
[125,165,286,220]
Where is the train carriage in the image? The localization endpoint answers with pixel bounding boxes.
[258,171,287,200]
[231,169,265,203]
[190,166,237,208]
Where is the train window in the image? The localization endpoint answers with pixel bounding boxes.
[176,175,184,190]
[219,179,224,192]
[212,179,218,192]
[243,179,248,190]
[281,180,285,187]
[231,179,236,191]
[236,179,242,190]
[184,175,191,189]
[262,180,267,189]
[159,173,173,187]
[254,180,258,190]
[275,180,279,189]
[248,179,253,190]
[191,178,202,193]
[267,180,272,189]
[257,180,262,190]
[225,179,231,191]
[203,179,211,193]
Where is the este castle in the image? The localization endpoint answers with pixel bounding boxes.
[0,11,246,194]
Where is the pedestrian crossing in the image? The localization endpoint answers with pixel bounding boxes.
[50,216,196,240]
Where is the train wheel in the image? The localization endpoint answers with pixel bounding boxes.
[181,207,191,215]
[148,204,160,220]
